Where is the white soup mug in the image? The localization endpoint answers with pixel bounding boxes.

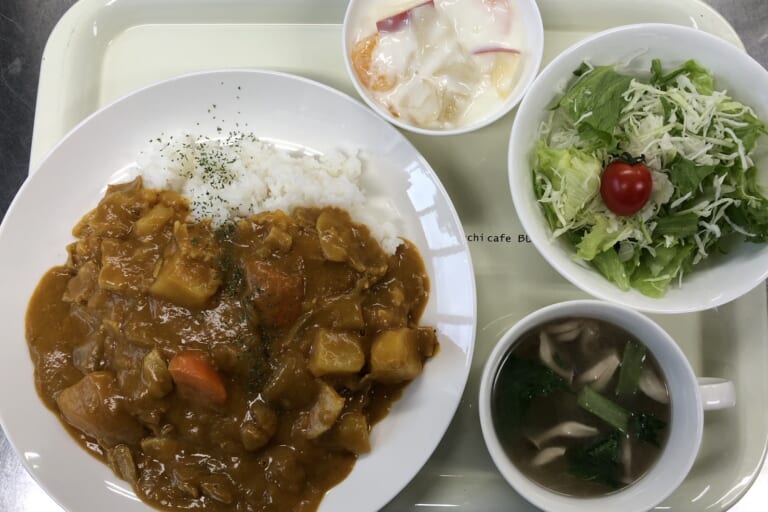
[478,300,735,512]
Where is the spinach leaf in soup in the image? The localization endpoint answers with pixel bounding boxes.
[495,355,569,429]
[567,431,624,489]
[630,412,667,448]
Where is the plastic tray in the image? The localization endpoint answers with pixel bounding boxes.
[28,0,768,510]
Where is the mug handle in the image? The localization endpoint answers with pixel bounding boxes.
[698,377,736,411]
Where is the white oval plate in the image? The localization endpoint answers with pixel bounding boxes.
[0,70,476,512]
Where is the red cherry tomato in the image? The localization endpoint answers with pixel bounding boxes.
[600,159,653,216]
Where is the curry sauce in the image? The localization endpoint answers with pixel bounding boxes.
[26,178,437,511]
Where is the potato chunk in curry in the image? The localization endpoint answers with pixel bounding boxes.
[308,329,365,377]
[25,179,437,512]
[371,328,428,383]
[150,249,221,309]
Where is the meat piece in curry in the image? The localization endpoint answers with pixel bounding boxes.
[25,177,437,511]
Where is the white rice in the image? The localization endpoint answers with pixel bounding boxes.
[136,132,402,254]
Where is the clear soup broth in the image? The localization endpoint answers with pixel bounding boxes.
[491,317,670,497]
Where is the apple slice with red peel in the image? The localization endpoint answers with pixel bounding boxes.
[376,0,434,33]
[472,46,520,56]
[472,47,521,97]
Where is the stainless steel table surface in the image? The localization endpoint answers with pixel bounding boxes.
[1,0,767,510]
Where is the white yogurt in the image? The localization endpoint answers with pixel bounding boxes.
[350,0,527,130]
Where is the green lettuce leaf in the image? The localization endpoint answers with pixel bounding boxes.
[575,215,627,260]
[650,58,714,95]
[591,249,631,291]
[558,66,633,149]
[535,143,603,226]
[654,213,700,238]
[667,156,718,196]
[650,59,664,85]
[728,167,768,242]
[729,109,768,154]
[630,245,694,298]
[535,194,562,232]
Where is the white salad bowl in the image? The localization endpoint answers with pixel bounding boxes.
[509,23,768,314]
[343,0,544,136]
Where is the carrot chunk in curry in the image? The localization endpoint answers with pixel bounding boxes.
[25,177,437,512]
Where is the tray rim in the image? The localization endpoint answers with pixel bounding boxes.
[22,0,768,511]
